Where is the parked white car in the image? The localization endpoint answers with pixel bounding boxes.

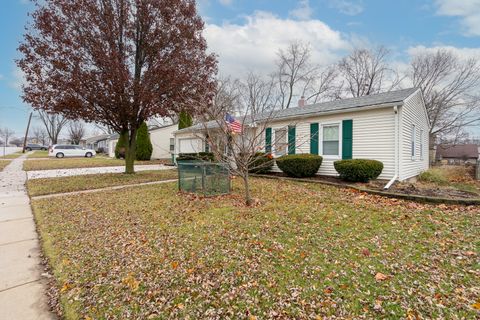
[48,145,96,158]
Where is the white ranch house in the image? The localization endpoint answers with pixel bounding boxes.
[174,88,430,182]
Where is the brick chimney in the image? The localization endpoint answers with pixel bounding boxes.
[298,96,305,107]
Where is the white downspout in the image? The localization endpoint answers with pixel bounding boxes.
[384,105,399,189]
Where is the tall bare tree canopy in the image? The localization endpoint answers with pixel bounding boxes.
[68,121,86,145]
[409,49,480,140]
[36,110,68,144]
[18,0,217,173]
[32,127,49,145]
[338,46,401,98]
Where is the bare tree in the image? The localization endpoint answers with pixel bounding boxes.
[239,72,277,114]
[303,66,341,103]
[409,49,480,143]
[32,127,49,145]
[275,41,314,109]
[36,110,69,144]
[1,128,15,153]
[206,77,242,120]
[68,121,86,144]
[338,46,401,98]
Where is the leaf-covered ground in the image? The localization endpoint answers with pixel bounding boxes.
[27,170,178,196]
[24,157,169,171]
[0,160,11,171]
[32,178,479,319]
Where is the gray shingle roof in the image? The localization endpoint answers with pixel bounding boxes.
[177,87,419,133]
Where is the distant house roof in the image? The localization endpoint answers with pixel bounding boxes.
[436,144,479,160]
[85,134,111,144]
[107,123,178,141]
[176,87,420,133]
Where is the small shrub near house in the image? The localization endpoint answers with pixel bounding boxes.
[276,154,323,178]
[136,122,153,161]
[418,170,448,185]
[334,159,383,182]
[248,152,274,174]
[114,131,128,159]
[176,152,214,162]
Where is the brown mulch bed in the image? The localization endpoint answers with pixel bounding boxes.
[259,172,480,200]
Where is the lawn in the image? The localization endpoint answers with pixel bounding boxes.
[28,170,178,196]
[31,179,479,319]
[24,157,168,171]
[0,160,11,171]
[28,150,50,158]
[0,151,23,159]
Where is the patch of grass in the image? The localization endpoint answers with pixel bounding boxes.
[24,157,169,171]
[27,170,178,196]
[0,151,23,159]
[0,160,11,171]
[418,169,448,184]
[28,150,49,158]
[32,179,480,319]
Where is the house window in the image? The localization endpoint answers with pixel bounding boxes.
[169,138,174,152]
[411,125,416,157]
[419,130,424,159]
[322,125,339,156]
[274,128,287,156]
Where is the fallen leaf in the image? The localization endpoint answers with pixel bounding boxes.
[375,272,389,281]
[361,248,371,257]
[472,301,480,310]
[171,261,179,269]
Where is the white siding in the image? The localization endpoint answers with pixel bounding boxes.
[267,107,396,179]
[174,131,206,156]
[399,90,429,180]
[149,125,177,159]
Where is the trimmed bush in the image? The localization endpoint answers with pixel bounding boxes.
[136,122,153,161]
[248,152,274,174]
[114,130,128,159]
[177,152,214,162]
[276,154,323,178]
[334,159,383,182]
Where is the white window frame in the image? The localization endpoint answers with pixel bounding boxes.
[411,124,416,159]
[273,127,288,157]
[320,122,342,160]
[419,129,424,160]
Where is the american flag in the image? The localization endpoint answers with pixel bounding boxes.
[225,113,242,133]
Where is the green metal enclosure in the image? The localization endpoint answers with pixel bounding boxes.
[177,162,231,196]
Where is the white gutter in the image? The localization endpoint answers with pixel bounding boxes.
[384,105,400,189]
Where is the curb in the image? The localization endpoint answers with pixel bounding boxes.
[252,174,480,206]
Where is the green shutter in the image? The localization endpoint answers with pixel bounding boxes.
[342,119,353,159]
[265,127,272,153]
[288,125,296,154]
[310,123,319,155]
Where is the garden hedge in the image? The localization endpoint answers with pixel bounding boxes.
[276,154,323,178]
[136,122,153,160]
[334,159,383,182]
[248,152,274,174]
[176,152,215,162]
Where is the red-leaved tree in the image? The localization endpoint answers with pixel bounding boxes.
[18,0,217,173]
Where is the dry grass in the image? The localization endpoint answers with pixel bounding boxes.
[417,166,480,195]
[0,160,11,171]
[28,150,50,158]
[32,178,480,319]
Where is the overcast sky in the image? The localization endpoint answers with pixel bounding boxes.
[1,0,479,137]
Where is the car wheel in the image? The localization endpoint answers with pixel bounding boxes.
[85,152,93,158]
[56,152,64,158]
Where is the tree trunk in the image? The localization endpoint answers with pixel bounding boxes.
[125,128,137,174]
[243,173,253,206]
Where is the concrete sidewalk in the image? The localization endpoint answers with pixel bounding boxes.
[0,154,55,319]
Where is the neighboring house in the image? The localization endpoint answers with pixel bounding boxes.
[85,134,111,154]
[174,87,430,182]
[108,124,177,160]
[436,144,479,164]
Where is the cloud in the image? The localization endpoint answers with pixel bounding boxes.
[204,11,351,77]
[328,0,364,16]
[0,74,4,80]
[289,0,313,20]
[435,0,480,36]
[407,45,480,60]
[218,0,233,6]
[10,68,26,91]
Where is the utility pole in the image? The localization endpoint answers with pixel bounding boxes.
[22,112,33,153]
